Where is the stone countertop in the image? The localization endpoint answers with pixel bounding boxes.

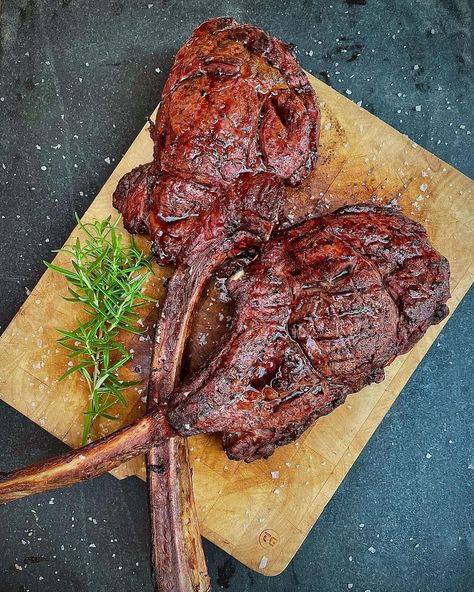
[0,1,472,591]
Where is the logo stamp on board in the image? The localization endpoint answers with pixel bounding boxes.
[259,529,279,548]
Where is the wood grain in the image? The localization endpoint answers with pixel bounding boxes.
[0,75,472,575]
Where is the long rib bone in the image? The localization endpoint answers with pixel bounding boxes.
[0,409,169,502]
[144,237,253,592]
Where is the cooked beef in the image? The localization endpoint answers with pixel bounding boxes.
[113,17,320,265]
[169,205,450,461]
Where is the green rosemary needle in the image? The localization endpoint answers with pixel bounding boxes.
[45,214,155,445]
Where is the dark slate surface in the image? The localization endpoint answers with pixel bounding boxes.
[0,1,472,590]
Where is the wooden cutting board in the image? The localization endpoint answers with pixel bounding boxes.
[0,74,473,576]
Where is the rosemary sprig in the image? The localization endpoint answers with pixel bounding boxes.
[45,214,155,445]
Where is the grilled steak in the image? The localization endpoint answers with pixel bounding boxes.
[113,17,320,265]
[170,205,450,461]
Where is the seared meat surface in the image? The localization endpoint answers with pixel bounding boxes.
[113,17,320,265]
[169,205,450,461]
